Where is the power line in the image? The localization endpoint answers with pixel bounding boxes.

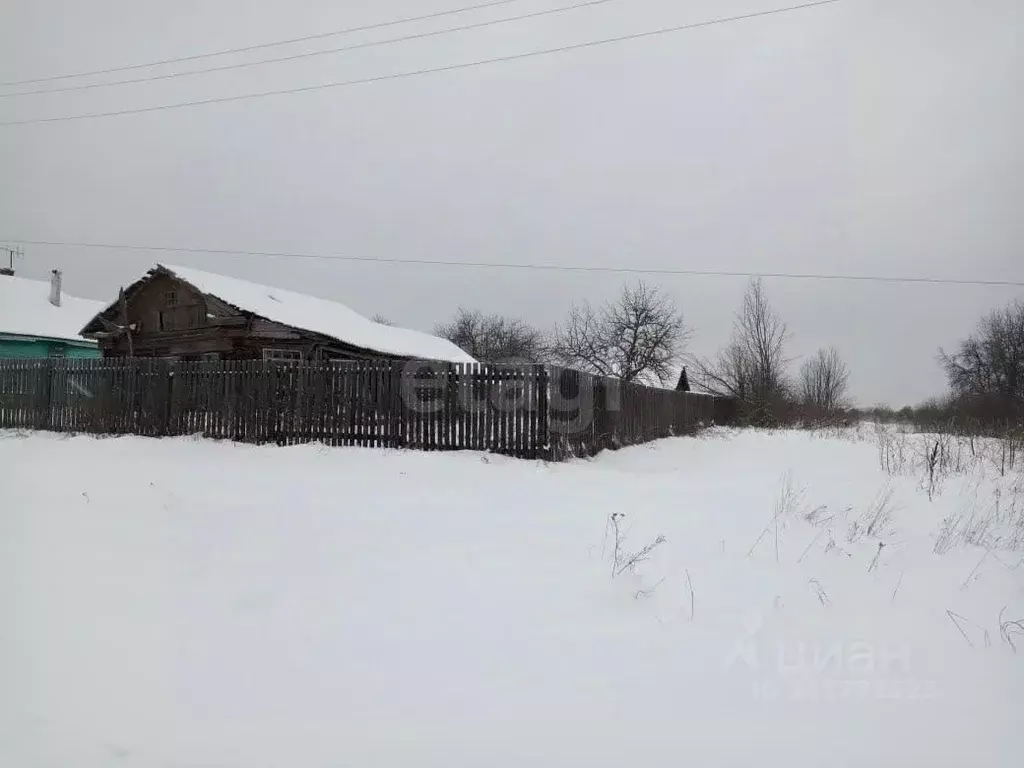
[0,0,530,87]
[0,0,845,127]
[1,0,620,98]
[5,238,1021,288]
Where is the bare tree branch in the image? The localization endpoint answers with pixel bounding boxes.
[551,281,689,385]
[435,308,550,364]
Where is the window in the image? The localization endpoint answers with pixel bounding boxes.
[165,290,178,307]
[263,349,303,363]
[202,352,222,362]
[48,346,66,359]
[159,310,176,332]
[158,305,202,331]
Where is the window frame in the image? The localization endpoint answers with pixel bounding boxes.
[262,348,303,363]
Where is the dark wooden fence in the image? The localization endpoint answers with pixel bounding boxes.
[0,359,733,460]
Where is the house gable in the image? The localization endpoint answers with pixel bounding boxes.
[125,273,209,334]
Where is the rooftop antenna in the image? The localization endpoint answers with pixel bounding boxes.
[0,245,22,276]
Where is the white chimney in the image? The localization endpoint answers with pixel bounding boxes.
[49,269,63,307]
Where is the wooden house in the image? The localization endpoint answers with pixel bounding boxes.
[80,264,475,364]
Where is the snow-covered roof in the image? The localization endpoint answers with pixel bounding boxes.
[158,265,476,364]
[0,275,104,344]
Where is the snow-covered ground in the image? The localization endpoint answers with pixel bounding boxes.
[1,426,1022,767]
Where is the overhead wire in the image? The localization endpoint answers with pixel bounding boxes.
[0,0,845,127]
[0,0,622,98]
[0,0,532,87]
[3,238,1020,288]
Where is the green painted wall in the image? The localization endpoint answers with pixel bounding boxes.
[0,336,100,359]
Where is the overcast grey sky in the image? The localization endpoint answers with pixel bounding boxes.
[1,0,1020,406]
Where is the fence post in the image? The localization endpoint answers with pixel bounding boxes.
[38,360,54,431]
[597,376,622,451]
[593,377,608,452]
[537,365,551,460]
[275,363,287,446]
[161,361,175,437]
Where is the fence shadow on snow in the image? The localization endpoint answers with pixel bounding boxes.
[0,359,734,460]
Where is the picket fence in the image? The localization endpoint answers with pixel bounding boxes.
[0,359,734,460]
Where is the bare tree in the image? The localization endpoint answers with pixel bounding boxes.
[940,300,1024,408]
[694,278,792,424]
[370,314,393,326]
[799,347,850,414]
[551,281,688,385]
[435,308,549,364]
[934,299,1024,428]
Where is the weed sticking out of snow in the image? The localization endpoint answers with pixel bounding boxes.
[808,577,832,607]
[608,511,667,580]
[934,480,1024,554]
[999,608,1024,652]
[863,424,1024,554]
[847,483,898,544]
[747,472,808,561]
[946,609,992,649]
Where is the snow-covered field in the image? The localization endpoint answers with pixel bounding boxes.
[1,426,1022,767]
